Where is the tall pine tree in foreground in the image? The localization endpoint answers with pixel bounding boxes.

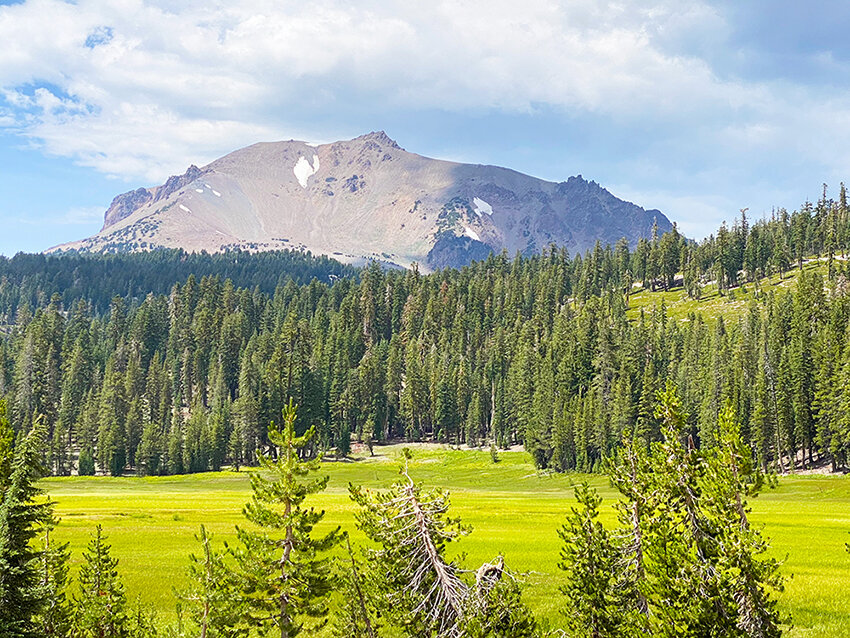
[233,400,342,638]
[559,385,784,637]
[0,415,53,638]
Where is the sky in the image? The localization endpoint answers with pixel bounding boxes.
[3,0,850,255]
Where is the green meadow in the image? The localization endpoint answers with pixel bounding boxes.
[42,446,850,637]
[626,258,831,323]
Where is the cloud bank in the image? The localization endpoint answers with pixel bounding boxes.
[3,0,850,236]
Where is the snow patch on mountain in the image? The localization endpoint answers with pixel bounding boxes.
[56,133,672,271]
[473,197,493,216]
[293,155,320,188]
[464,226,480,241]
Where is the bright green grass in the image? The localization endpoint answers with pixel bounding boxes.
[42,446,850,637]
[626,260,830,323]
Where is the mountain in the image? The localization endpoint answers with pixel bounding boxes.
[50,132,673,270]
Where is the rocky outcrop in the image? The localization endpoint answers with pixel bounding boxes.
[103,188,153,229]
[53,132,673,270]
[152,165,206,204]
[102,165,208,229]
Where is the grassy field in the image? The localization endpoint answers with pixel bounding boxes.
[42,445,850,637]
[626,259,831,323]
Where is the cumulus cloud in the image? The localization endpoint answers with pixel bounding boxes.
[0,0,741,178]
[1,0,850,236]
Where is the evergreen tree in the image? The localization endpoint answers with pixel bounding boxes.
[0,399,14,485]
[348,455,536,637]
[77,448,96,476]
[180,525,247,638]
[72,525,130,638]
[36,523,72,638]
[331,537,380,638]
[560,386,785,637]
[558,482,634,638]
[232,400,342,637]
[0,417,54,638]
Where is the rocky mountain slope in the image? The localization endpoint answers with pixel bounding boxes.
[50,132,673,270]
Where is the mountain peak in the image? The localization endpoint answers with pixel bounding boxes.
[354,130,400,149]
[52,133,672,270]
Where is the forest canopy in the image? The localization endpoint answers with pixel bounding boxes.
[2,184,850,476]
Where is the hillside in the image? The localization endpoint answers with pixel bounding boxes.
[49,132,672,270]
[626,257,835,323]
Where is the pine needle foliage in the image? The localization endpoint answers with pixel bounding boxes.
[349,465,470,636]
[37,522,72,637]
[0,400,14,486]
[233,399,342,638]
[72,524,130,638]
[179,525,248,638]
[347,456,536,638]
[0,416,53,638]
[559,384,785,638]
[557,482,634,638]
[330,536,380,638]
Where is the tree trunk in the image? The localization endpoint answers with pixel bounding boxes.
[346,536,376,638]
[281,470,294,638]
[281,522,292,638]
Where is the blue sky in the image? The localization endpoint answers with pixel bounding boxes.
[2,0,850,255]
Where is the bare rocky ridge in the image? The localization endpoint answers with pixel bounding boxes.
[51,132,673,270]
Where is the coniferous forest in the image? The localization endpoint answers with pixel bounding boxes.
[2,186,850,477]
[2,186,850,637]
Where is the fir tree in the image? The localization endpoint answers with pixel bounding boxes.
[72,525,130,638]
[0,417,53,638]
[232,400,342,638]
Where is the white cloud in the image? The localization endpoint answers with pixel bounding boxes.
[60,205,107,224]
[0,0,743,180]
[0,0,848,237]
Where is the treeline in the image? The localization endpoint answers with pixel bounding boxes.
[0,248,357,318]
[632,182,850,296]
[0,392,790,637]
[4,186,850,475]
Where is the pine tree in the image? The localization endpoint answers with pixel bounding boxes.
[331,537,380,638]
[0,399,14,485]
[701,403,783,636]
[645,386,784,636]
[557,482,632,638]
[72,525,130,638]
[348,455,536,637]
[180,525,247,638]
[36,523,71,637]
[0,417,54,638]
[232,400,342,637]
[559,386,786,637]
[349,462,469,636]
[77,448,96,476]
